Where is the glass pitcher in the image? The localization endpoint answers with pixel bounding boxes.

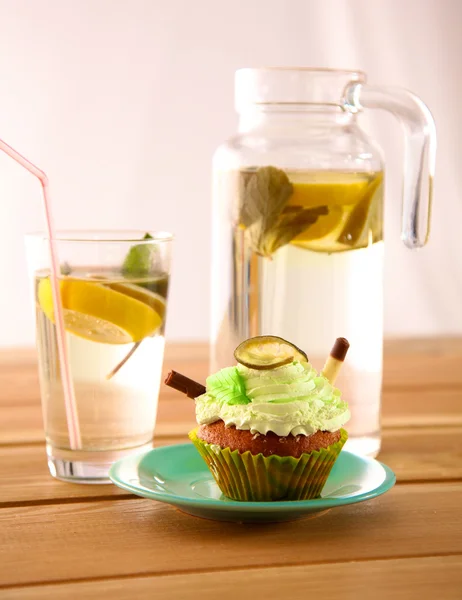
[211,68,436,457]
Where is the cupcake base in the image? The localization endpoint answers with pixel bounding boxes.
[189,428,348,502]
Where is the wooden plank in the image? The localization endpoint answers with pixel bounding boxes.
[383,337,462,389]
[0,357,208,408]
[2,387,462,446]
[3,337,462,363]
[0,394,197,445]
[0,343,209,366]
[2,338,462,409]
[384,337,462,355]
[1,338,461,445]
[1,426,461,506]
[379,426,462,481]
[0,444,126,504]
[0,405,44,444]
[0,483,461,587]
[0,436,183,506]
[0,365,41,407]
[0,402,195,446]
[2,555,462,600]
[382,388,462,424]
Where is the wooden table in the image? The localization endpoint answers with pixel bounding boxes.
[1,339,461,599]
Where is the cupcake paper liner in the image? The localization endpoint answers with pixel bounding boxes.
[189,428,348,502]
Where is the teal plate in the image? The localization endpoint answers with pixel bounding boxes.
[109,443,396,523]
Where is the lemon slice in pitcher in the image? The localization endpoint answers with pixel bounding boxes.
[289,173,383,252]
[287,175,371,209]
[234,336,308,370]
[292,205,344,243]
[38,278,162,344]
[337,173,384,247]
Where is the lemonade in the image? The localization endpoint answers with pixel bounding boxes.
[211,168,384,457]
[34,265,169,480]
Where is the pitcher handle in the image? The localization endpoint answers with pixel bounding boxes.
[345,84,436,249]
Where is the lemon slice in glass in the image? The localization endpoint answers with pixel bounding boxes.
[37,278,162,344]
[234,336,308,370]
[105,282,166,319]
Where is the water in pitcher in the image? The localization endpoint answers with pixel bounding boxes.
[35,267,169,464]
[212,167,384,457]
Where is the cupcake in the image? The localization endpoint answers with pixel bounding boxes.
[167,336,350,502]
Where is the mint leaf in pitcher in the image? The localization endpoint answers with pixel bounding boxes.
[239,167,328,257]
[261,205,329,255]
[239,167,293,257]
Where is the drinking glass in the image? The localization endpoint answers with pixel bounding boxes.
[26,230,172,483]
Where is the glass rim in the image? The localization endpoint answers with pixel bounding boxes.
[25,230,174,244]
[234,67,367,112]
[236,66,366,77]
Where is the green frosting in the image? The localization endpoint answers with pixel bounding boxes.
[196,361,350,436]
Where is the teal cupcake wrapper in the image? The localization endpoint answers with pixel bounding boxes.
[189,428,348,502]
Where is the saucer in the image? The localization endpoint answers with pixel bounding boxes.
[109,443,396,523]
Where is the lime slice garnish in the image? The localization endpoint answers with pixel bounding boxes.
[234,336,308,370]
[37,277,162,344]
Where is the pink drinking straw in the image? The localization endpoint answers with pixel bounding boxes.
[0,138,81,449]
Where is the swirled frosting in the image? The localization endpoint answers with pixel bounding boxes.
[195,361,350,436]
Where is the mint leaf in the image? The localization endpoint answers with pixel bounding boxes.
[206,366,250,405]
[61,262,72,275]
[239,167,293,257]
[239,167,331,257]
[261,205,329,255]
[122,233,156,278]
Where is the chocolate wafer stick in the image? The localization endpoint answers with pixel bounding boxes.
[165,370,206,399]
[321,337,350,384]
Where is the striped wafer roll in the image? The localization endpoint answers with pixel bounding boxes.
[321,337,350,384]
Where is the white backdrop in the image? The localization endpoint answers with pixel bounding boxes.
[0,0,461,347]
